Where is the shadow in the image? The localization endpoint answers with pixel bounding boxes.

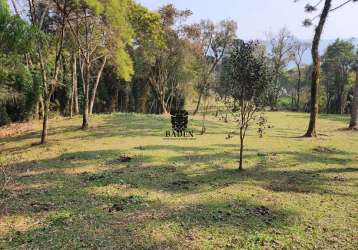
[1,147,299,249]
[1,112,358,248]
[285,113,350,124]
[6,147,357,200]
[2,185,296,249]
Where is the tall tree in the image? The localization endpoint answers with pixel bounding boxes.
[266,28,295,110]
[65,0,136,128]
[69,51,79,117]
[146,4,195,114]
[26,0,68,143]
[129,3,164,113]
[193,19,237,115]
[0,0,39,125]
[301,0,357,137]
[349,58,358,129]
[321,39,356,114]
[290,38,310,111]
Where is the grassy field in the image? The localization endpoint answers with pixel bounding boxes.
[0,112,357,249]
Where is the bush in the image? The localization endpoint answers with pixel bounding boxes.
[0,106,10,127]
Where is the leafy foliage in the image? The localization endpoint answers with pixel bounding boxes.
[224,40,272,169]
[227,40,271,105]
[322,39,357,113]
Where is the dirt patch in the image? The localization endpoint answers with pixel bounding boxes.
[107,203,126,212]
[333,175,345,182]
[167,179,198,190]
[119,155,132,162]
[30,202,54,212]
[0,122,36,138]
[80,172,109,181]
[252,205,270,216]
[106,195,145,213]
[313,146,339,153]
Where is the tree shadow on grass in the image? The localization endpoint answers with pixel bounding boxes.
[116,198,297,249]
[2,190,297,249]
[285,113,350,124]
[0,113,235,153]
[2,146,357,248]
[6,147,357,202]
[1,148,297,249]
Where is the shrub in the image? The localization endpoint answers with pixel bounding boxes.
[0,106,10,126]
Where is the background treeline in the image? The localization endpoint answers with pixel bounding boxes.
[0,0,357,140]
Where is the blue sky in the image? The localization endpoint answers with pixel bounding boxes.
[137,0,358,40]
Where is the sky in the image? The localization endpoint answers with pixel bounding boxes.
[136,0,358,40]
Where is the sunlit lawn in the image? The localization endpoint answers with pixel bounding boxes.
[0,112,357,249]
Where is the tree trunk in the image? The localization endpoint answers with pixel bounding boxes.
[349,68,358,129]
[74,81,79,115]
[201,96,207,134]
[296,65,301,111]
[82,94,89,129]
[89,56,107,115]
[193,87,203,115]
[110,85,119,113]
[123,86,129,112]
[35,101,39,120]
[39,95,44,119]
[74,52,79,114]
[82,102,89,129]
[138,82,150,113]
[338,84,344,114]
[304,0,332,137]
[193,58,221,115]
[70,87,74,118]
[70,61,74,117]
[159,91,168,114]
[70,53,78,117]
[239,127,244,171]
[41,100,49,144]
[82,63,90,129]
[273,81,280,110]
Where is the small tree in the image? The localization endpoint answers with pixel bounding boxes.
[226,40,271,170]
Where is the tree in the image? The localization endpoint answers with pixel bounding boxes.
[155,5,191,114]
[290,38,310,111]
[266,28,295,110]
[64,1,129,128]
[69,50,79,117]
[129,3,164,113]
[193,19,237,115]
[300,0,357,137]
[63,0,162,128]
[225,40,271,170]
[349,58,358,129]
[0,0,39,125]
[16,0,68,144]
[144,4,196,114]
[215,56,233,121]
[321,39,356,114]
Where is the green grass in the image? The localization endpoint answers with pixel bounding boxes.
[0,112,357,249]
